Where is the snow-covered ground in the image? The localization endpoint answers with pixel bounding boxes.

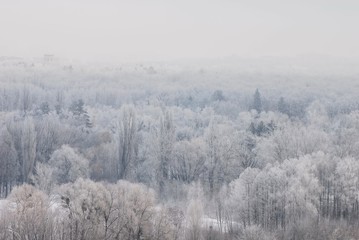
[202,216,240,232]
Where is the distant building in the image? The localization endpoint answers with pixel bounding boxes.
[44,54,54,63]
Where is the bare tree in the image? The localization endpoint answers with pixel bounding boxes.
[117,105,138,180]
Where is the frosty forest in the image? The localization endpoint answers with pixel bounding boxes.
[1,0,359,239]
[0,56,359,240]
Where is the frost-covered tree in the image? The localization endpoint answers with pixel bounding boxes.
[35,114,61,164]
[277,97,289,115]
[49,145,89,184]
[20,117,37,183]
[227,168,260,228]
[6,184,52,239]
[117,105,138,180]
[31,162,54,194]
[268,122,330,162]
[58,178,112,240]
[204,120,238,196]
[186,182,205,240]
[0,127,18,197]
[335,157,359,220]
[88,141,118,182]
[7,116,37,184]
[251,89,262,113]
[157,110,175,196]
[170,138,206,183]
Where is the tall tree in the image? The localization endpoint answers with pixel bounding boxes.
[7,117,38,184]
[277,97,289,115]
[0,127,18,197]
[21,117,37,183]
[204,120,238,196]
[157,110,175,196]
[118,105,138,180]
[252,88,262,113]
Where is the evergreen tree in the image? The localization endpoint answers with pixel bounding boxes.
[278,97,289,115]
[211,90,225,102]
[69,99,85,116]
[252,88,262,113]
[40,102,50,115]
[69,99,92,129]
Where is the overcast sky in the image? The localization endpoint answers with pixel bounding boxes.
[1,0,358,62]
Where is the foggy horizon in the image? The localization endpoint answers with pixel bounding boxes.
[1,0,359,62]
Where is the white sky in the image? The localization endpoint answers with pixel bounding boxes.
[1,0,358,62]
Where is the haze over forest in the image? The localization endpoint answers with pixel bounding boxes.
[1,1,359,240]
[2,0,359,61]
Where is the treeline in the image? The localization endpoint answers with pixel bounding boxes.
[1,62,359,239]
[0,179,185,240]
